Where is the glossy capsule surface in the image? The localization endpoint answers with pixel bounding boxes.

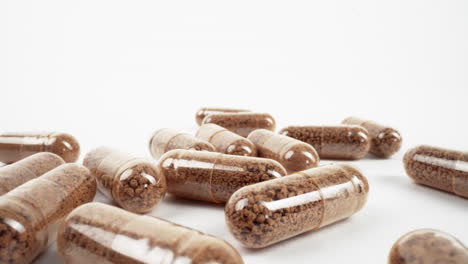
[158,149,286,203]
[225,164,369,248]
[403,145,468,198]
[0,132,80,163]
[342,117,402,158]
[149,128,215,159]
[279,125,370,160]
[196,107,250,125]
[247,129,319,173]
[202,112,276,137]
[0,164,96,264]
[388,229,468,264]
[58,203,244,264]
[196,124,257,156]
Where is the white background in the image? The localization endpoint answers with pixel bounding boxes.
[1,1,467,263]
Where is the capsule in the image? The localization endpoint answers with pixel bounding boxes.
[225,164,369,248]
[196,107,250,125]
[57,203,244,264]
[202,112,276,137]
[403,145,468,198]
[342,117,402,158]
[159,149,286,203]
[279,125,370,160]
[0,152,65,195]
[0,132,80,163]
[0,163,96,264]
[83,147,167,213]
[196,124,257,156]
[388,229,468,264]
[149,128,216,159]
[247,129,319,173]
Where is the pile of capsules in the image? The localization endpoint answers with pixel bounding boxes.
[0,108,466,264]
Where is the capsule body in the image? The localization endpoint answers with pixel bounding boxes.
[225,164,369,248]
[342,117,402,158]
[83,147,167,213]
[196,107,250,125]
[0,132,80,163]
[202,112,276,137]
[388,229,468,264]
[0,152,65,195]
[0,164,96,264]
[149,128,215,159]
[279,125,370,160]
[159,149,286,203]
[58,203,244,264]
[196,124,257,156]
[247,129,319,173]
[403,145,468,198]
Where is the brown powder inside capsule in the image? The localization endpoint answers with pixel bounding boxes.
[196,108,250,126]
[197,124,256,157]
[202,113,276,137]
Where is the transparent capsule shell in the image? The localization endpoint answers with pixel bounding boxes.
[196,124,257,156]
[196,107,250,125]
[202,112,276,137]
[83,147,167,213]
[279,125,370,160]
[403,145,468,198]
[225,164,369,248]
[158,149,287,203]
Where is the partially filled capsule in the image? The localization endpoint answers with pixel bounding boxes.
[202,112,276,137]
[388,229,468,264]
[0,132,80,163]
[196,107,250,125]
[247,129,319,172]
[149,128,215,159]
[280,125,370,160]
[196,124,257,156]
[403,145,468,198]
[225,164,369,248]
[58,203,244,264]
[83,147,167,213]
[342,117,402,158]
[0,164,96,264]
[0,152,65,195]
[159,149,286,203]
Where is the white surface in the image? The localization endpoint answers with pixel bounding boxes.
[1,0,467,263]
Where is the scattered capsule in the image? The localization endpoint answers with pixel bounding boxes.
[279,125,370,160]
[247,129,319,172]
[342,117,402,158]
[0,132,80,163]
[196,124,257,156]
[196,107,250,125]
[202,112,276,137]
[149,128,215,159]
[403,145,468,198]
[158,149,286,203]
[225,164,369,248]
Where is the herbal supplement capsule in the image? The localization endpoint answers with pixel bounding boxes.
[149,128,216,159]
[0,163,96,264]
[225,164,369,248]
[196,107,250,125]
[403,145,468,198]
[159,149,286,203]
[0,132,80,163]
[196,124,257,156]
[388,229,468,264]
[0,152,65,195]
[342,117,402,158]
[247,129,319,173]
[202,112,276,137]
[57,203,244,264]
[83,147,167,213]
[279,125,370,160]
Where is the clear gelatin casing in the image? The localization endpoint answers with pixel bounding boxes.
[202,112,276,137]
[225,164,369,248]
[196,124,257,156]
[57,202,244,264]
[403,145,468,198]
[196,107,250,126]
[158,149,286,203]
